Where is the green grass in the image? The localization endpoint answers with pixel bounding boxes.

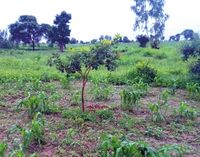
[0,42,191,87]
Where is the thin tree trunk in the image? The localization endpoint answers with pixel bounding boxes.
[32,41,35,51]
[59,44,64,52]
[81,79,86,112]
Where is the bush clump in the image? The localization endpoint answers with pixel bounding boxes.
[136,35,149,48]
[135,61,157,84]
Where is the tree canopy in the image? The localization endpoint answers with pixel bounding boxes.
[131,0,169,46]
[9,15,43,50]
[48,11,71,52]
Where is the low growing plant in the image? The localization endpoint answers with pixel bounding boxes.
[0,142,7,157]
[100,134,185,157]
[90,82,113,101]
[17,91,50,118]
[186,82,200,100]
[175,102,197,120]
[120,88,141,111]
[9,112,45,150]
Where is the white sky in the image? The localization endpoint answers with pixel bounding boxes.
[0,0,200,41]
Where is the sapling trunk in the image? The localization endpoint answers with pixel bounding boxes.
[80,67,91,112]
[81,79,86,112]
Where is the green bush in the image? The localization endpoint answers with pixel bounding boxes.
[135,61,157,84]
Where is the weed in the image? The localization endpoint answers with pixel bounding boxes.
[62,128,78,146]
[145,126,164,139]
[70,90,81,106]
[8,112,45,150]
[96,109,114,121]
[120,88,141,111]
[60,77,70,89]
[118,113,135,131]
[90,83,113,101]
[175,102,197,120]
[100,134,185,157]
[186,83,200,100]
[0,142,7,157]
[148,103,165,122]
[17,91,50,118]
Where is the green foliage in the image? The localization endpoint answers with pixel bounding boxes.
[120,80,149,111]
[100,134,158,157]
[118,114,135,131]
[96,109,114,121]
[0,142,7,157]
[132,80,149,96]
[0,29,15,49]
[31,113,45,145]
[186,83,200,100]
[131,0,168,43]
[61,128,78,146]
[181,38,200,80]
[145,126,163,139]
[70,90,81,106]
[49,41,118,112]
[175,102,197,120]
[48,11,71,52]
[148,103,165,122]
[148,89,170,122]
[136,35,149,48]
[17,91,50,118]
[9,113,45,150]
[158,144,185,157]
[135,61,157,84]
[60,77,70,89]
[9,15,43,50]
[62,108,96,122]
[120,88,141,111]
[90,82,113,101]
[100,134,185,157]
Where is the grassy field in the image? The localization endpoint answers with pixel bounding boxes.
[0,42,199,156]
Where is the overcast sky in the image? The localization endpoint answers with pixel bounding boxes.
[0,0,200,41]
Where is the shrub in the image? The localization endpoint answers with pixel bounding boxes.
[181,39,200,80]
[186,82,200,100]
[135,61,157,84]
[181,40,200,60]
[136,35,149,48]
[190,59,200,80]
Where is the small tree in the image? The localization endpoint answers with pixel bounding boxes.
[49,41,118,112]
[48,11,71,52]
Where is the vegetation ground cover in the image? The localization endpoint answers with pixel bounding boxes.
[0,42,199,156]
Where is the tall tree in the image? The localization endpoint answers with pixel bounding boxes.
[49,11,71,52]
[131,0,169,47]
[9,15,43,50]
